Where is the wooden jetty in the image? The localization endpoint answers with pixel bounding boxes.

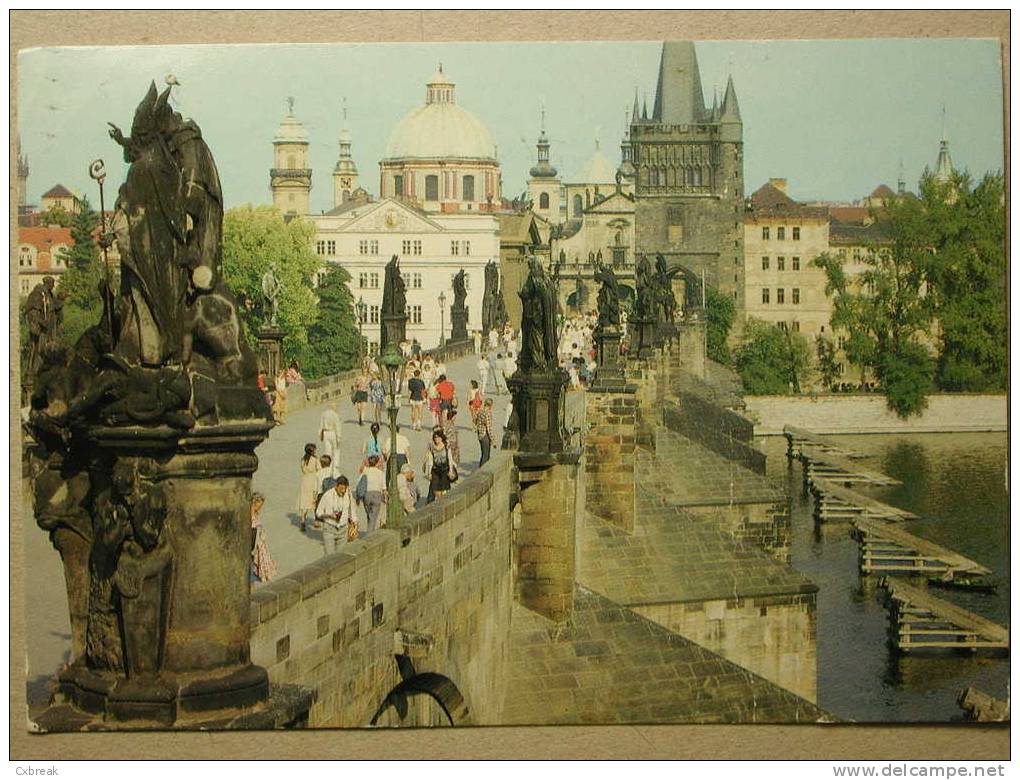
[798,445,901,488]
[853,519,992,577]
[810,479,919,523]
[879,577,1008,653]
[783,425,869,460]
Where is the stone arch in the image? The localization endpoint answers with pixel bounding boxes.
[370,655,472,727]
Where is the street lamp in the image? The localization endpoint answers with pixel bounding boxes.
[357,295,365,361]
[438,291,447,347]
[379,344,404,529]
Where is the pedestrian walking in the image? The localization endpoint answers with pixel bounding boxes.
[503,352,518,383]
[381,424,411,473]
[398,464,420,514]
[442,408,461,465]
[272,369,288,424]
[407,369,426,431]
[436,374,455,414]
[316,476,356,555]
[427,379,442,428]
[493,353,508,394]
[250,493,278,583]
[319,402,341,461]
[369,372,385,424]
[477,354,493,394]
[472,329,482,354]
[475,398,495,467]
[359,455,387,532]
[351,367,371,426]
[467,380,483,424]
[296,443,318,532]
[423,430,457,503]
[362,422,386,471]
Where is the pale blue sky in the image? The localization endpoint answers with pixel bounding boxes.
[17,39,1004,212]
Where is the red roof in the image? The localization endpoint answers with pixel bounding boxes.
[746,183,828,220]
[41,184,75,199]
[869,184,895,199]
[828,206,870,224]
[18,225,72,251]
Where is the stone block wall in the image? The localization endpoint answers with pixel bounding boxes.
[250,453,515,727]
[624,359,661,447]
[633,590,817,703]
[743,393,1008,436]
[663,398,766,474]
[682,502,791,563]
[584,389,637,532]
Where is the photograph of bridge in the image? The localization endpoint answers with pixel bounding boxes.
[13,12,1007,748]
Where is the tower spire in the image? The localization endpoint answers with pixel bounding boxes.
[651,41,706,124]
[720,74,741,123]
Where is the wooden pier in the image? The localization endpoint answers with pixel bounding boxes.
[853,519,992,577]
[799,445,901,489]
[811,479,919,523]
[880,577,1008,653]
[783,425,868,460]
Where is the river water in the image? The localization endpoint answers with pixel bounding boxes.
[761,432,1010,722]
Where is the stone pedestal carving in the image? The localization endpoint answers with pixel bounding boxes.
[591,326,626,392]
[628,317,656,361]
[257,325,286,378]
[503,368,570,454]
[448,305,469,345]
[381,312,408,354]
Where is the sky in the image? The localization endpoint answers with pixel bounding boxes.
[17,38,1004,213]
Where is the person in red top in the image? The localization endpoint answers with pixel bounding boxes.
[436,374,456,415]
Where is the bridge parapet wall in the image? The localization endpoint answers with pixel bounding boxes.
[250,452,515,727]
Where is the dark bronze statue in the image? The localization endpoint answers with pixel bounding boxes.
[594,259,621,331]
[381,255,406,319]
[23,276,61,382]
[654,253,681,323]
[452,268,467,311]
[518,257,558,372]
[631,253,654,322]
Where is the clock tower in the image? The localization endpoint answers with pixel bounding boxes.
[270,97,312,218]
[333,99,360,208]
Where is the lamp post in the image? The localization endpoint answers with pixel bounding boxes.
[379,345,404,529]
[438,291,447,348]
[357,295,366,362]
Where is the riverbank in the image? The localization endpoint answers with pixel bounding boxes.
[744,393,1006,436]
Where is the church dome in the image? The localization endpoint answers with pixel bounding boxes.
[383,66,497,161]
[575,146,617,185]
[274,102,308,144]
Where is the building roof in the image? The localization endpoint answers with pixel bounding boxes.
[828,206,871,225]
[869,184,896,199]
[746,183,828,220]
[41,184,74,199]
[273,103,308,144]
[497,212,542,246]
[651,41,706,125]
[18,225,72,250]
[384,67,497,161]
[828,218,892,245]
[572,146,617,185]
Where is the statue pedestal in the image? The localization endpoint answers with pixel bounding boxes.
[381,313,408,353]
[503,367,570,454]
[32,420,312,730]
[628,317,656,360]
[449,305,469,345]
[590,326,627,392]
[257,326,286,378]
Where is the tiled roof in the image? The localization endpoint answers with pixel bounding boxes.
[41,184,74,199]
[746,183,828,220]
[18,225,72,251]
[827,206,871,225]
[870,184,895,199]
[828,219,892,244]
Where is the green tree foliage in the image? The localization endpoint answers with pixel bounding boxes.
[221,205,320,363]
[57,196,110,347]
[38,203,73,227]
[880,341,934,418]
[815,335,840,391]
[704,285,735,365]
[734,318,812,395]
[298,264,361,380]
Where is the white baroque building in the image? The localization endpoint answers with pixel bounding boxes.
[309,64,503,352]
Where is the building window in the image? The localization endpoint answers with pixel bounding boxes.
[539,192,549,209]
[777,227,786,240]
[316,240,326,255]
[791,321,800,332]
[853,248,863,262]
[762,226,770,240]
[792,288,800,304]
[425,175,439,201]
[463,240,470,256]
[408,305,423,324]
[413,272,422,289]
[838,336,848,349]
[762,288,770,304]
[358,272,368,289]
[370,240,379,255]
[462,175,475,201]
[369,341,379,356]
[19,246,34,267]
[451,241,459,256]
[777,288,785,304]
[573,194,583,217]
[370,272,380,289]
[402,240,412,255]
[369,305,380,324]
[359,240,369,255]
[792,227,800,241]
[762,256,770,270]
[792,256,800,271]
[327,240,336,255]
[394,175,404,196]
[413,240,422,255]
[838,248,847,259]
[612,247,626,267]
[778,256,785,271]
[452,272,471,290]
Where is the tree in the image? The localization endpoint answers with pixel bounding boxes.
[704,285,735,365]
[815,335,840,391]
[221,205,321,363]
[734,318,812,395]
[298,264,361,380]
[57,196,110,347]
[38,203,73,227]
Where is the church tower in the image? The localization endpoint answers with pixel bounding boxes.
[631,42,745,316]
[934,107,955,183]
[527,106,561,224]
[332,99,359,208]
[270,97,312,218]
[16,135,29,210]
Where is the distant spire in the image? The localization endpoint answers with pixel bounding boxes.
[641,92,649,121]
[631,88,640,123]
[540,100,546,131]
[720,74,741,123]
[897,158,906,195]
[287,96,294,115]
[342,96,348,123]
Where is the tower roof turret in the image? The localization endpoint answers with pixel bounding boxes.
[720,75,741,123]
[651,41,707,125]
[274,97,309,144]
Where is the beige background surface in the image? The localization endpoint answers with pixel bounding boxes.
[9,9,1009,761]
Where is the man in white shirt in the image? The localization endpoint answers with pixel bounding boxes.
[477,354,492,394]
[397,463,420,514]
[488,328,499,352]
[360,457,388,533]
[318,402,342,461]
[381,424,412,472]
[502,353,517,384]
[472,330,482,354]
[316,477,355,555]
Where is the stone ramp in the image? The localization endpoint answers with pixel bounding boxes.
[501,586,829,725]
